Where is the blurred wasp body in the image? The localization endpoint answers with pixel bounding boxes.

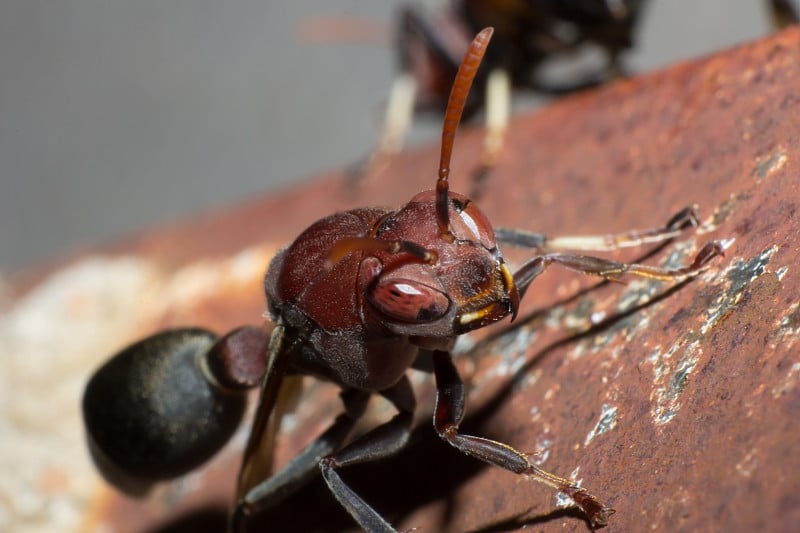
[372,0,798,193]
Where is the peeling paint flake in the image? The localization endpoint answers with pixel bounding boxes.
[770,302,800,352]
[699,193,750,233]
[752,147,788,181]
[531,437,553,466]
[584,404,618,445]
[701,246,778,334]
[480,325,537,382]
[590,310,607,324]
[648,337,701,426]
[555,467,584,509]
[617,278,662,312]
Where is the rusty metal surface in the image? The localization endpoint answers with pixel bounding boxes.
[2,27,799,533]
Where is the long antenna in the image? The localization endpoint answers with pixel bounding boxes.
[436,27,494,241]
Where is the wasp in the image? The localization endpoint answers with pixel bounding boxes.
[83,27,725,532]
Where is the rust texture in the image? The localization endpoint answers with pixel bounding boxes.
[2,27,799,533]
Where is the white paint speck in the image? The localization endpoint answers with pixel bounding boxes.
[735,448,759,477]
[585,404,619,445]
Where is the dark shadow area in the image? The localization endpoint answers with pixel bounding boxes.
[241,422,483,532]
[146,507,229,533]
[467,507,591,533]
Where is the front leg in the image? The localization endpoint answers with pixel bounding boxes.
[432,350,614,528]
[319,375,417,533]
[512,240,724,297]
[233,388,371,532]
[495,206,701,253]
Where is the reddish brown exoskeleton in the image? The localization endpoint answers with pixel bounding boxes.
[82,28,725,532]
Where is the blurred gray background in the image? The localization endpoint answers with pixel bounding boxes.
[0,0,787,272]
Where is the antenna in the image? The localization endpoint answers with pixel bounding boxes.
[435,27,494,240]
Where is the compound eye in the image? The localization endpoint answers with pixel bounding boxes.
[449,196,497,249]
[368,278,451,323]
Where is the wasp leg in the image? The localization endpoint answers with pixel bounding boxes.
[470,67,511,200]
[513,240,724,297]
[319,375,417,533]
[431,349,613,528]
[232,388,372,531]
[347,72,418,190]
[496,206,701,253]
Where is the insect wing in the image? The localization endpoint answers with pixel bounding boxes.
[236,323,301,498]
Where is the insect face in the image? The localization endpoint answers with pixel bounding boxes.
[369,190,518,339]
